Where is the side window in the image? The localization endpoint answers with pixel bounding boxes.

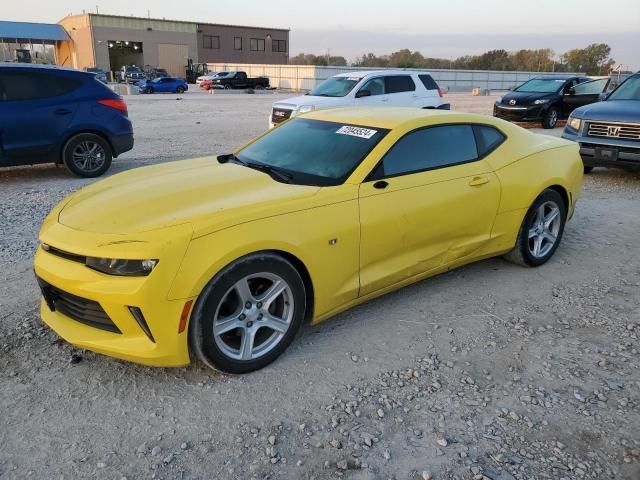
[359,77,385,96]
[573,78,609,95]
[385,75,415,94]
[0,71,80,101]
[473,125,506,157]
[372,125,478,178]
[418,74,438,90]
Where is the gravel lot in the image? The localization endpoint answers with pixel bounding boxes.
[1,90,639,480]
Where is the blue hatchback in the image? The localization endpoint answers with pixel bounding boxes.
[138,77,188,94]
[0,63,133,177]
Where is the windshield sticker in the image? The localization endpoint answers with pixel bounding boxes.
[336,126,378,139]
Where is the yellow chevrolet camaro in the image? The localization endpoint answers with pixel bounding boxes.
[34,108,583,373]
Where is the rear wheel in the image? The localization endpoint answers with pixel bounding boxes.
[255,84,265,90]
[62,133,112,178]
[504,189,566,267]
[542,106,559,129]
[190,253,306,373]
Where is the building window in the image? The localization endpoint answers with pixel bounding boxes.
[234,37,243,50]
[250,38,265,52]
[272,40,287,53]
[203,35,220,49]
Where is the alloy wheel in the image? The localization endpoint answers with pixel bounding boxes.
[527,201,561,258]
[72,141,106,173]
[213,273,294,361]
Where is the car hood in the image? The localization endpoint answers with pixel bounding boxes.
[501,91,556,105]
[571,100,640,122]
[273,95,351,110]
[58,157,320,238]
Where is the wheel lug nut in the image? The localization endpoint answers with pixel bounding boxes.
[247,321,253,327]
[239,314,246,320]
[256,302,263,308]
[258,313,263,320]
[245,301,252,309]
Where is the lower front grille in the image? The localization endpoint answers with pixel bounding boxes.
[37,278,121,334]
[271,107,292,124]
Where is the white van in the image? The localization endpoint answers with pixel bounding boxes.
[270,70,449,128]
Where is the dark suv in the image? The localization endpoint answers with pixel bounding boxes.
[494,75,610,129]
[562,73,640,172]
[0,63,133,177]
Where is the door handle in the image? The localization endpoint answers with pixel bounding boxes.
[373,180,389,189]
[54,108,72,115]
[468,176,490,187]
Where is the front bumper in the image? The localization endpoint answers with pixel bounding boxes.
[493,103,546,122]
[34,222,195,367]
[562,130,640,168]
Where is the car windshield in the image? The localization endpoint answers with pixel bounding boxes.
[608,76,640,101]
[216,72,232,78]
[307,77,361,97]
[514,78,566,93]
[236,118,388,186]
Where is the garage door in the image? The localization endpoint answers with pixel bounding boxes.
[158,44,189,78]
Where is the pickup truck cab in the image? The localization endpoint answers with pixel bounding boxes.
[209,71,269,90]
[270,70,449,128]
[119,65,146,84]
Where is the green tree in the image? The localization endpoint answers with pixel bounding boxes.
[561,43,615,75]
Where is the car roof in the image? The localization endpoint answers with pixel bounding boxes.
[303,106,516,131]
[0,62,81,72]
[531,75,579,81]
[333,70,431,79]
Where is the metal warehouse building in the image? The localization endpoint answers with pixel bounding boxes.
[2,13,289,78]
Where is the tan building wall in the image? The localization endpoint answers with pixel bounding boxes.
[57,14,95,69]
[197,24,289,64]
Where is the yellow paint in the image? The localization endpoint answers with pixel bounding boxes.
[34,108,583,367]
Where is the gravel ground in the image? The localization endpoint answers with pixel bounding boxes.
[0,91,639,480]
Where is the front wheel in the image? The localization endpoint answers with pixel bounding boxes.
[504,189,566,267]
[62,133,112,178]
[224,84,233,90]
[176,85,185,94]
[190,253,307,373]
[542,106,559,129]
[144,86,153,94]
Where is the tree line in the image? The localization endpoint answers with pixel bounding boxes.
[289,44,615,75]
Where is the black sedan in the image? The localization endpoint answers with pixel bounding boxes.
[494,75,610,129]
[562,73,640,172]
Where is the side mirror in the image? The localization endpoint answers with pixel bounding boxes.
[356,89,371,98]
[566,86,576,95]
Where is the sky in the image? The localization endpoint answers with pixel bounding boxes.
[3,0,639,68]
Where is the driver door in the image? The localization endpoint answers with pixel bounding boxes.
[355,77,388,106]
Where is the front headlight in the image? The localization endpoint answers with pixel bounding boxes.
[297,105,315,114]
[86,257,158,276]
[567,116,582,131]
[534,99,550,105]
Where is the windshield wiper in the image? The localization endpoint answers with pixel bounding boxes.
[217,154,292,183]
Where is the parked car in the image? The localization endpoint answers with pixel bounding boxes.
[269,70,449,128]
[196,72,226,86]
[34,107,582,373]
[145,67,168,80]
[494,75,610,129]
[208,71,269,90]
[118,65,146,84]
[562,73,640,172]
[138,77,188,94]
[84,67,108,84]
[0,63,133,177]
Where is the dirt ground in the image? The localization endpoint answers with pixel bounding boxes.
[0,91,638,480]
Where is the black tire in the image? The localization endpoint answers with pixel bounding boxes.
[542,106,559,129]
[255,84,265,90]
[176,86,185,94]
[224,84,233,90]
[503,189,566,267]
[62,133,112,178]
[190,253,307,374]
[584,166,594,174]
[144,86,153,94]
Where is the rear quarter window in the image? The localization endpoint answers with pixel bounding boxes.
[0,70,82,101]
[473,125,506,157]
[418,74,439,90]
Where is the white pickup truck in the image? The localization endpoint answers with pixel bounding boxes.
[270,70,449,128]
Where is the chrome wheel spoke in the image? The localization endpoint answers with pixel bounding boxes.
[239,328,257,360]
[543,231,557,244]
[528,227,538,239]
[544,208,559,228]
[234,277,255,304]
[533,235,543,257]
[261,313,289,334]
[258,279,286,309]
[213,314,243,336]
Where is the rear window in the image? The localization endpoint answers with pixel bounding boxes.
[0,71,82,101]
[419,74,439,90]
[385,75,415,94]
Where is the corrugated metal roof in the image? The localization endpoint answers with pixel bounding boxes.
[0,21,70,41]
